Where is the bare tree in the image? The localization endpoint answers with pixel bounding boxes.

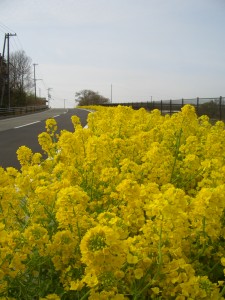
[8,50,33,106]
[10,50,32,93]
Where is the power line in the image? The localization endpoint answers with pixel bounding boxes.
[0,27,6,34]
[0,22,16,35]
[15,35,24,50]
[9,38,17,52]
[33,63,38,103]
[42,80,47,89]
[11,36,22,52]
[0,24,26,57]
[37,67,47,86]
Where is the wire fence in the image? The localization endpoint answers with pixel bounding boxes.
[103,97,225,121]
[0,105,48,119]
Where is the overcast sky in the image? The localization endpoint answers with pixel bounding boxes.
[0,0,225,108]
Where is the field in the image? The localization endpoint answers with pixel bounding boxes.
[0,105,225,299]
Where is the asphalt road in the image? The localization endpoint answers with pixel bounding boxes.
[0,108,90,169]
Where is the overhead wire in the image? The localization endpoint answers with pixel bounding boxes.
[11,36,22,52]
[0,28,6,35]
[0,22,16,35]
[9,39,17,52]
[41,80,48,90]
[0,23,25,55]
[36,66,50,99]
[15,35,25,50]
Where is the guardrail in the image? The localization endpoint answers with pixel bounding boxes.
[0,105,49,118]
[102,97,225,121]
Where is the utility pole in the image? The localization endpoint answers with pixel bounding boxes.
[0,35,7,106]
[47,88,52,108]
[111,84,112,103]
[64,99,66,109]
[5,33,16,108]
[33,63,38,104]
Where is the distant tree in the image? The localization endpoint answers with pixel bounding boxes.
[10,50,32,91]
[75,89,110,106]
[9,50,33,106]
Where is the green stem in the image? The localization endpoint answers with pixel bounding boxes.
[219,284,225,299]
[190,216,207,263]
[208,262,219,274]
[198,216,207,257]
[76,219,82,243]
[80,289,91,300]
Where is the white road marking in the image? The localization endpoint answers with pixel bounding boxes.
[53,115,60,118]
[14,121,40,129]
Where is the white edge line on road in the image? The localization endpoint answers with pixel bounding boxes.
[14,121,41,129]
[53,115,60,118]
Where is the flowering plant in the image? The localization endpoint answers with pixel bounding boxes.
[1,105,225,299]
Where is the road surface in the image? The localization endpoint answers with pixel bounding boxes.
[0,108,90,169]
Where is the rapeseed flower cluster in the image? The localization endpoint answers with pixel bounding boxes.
[0,105,225,299]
